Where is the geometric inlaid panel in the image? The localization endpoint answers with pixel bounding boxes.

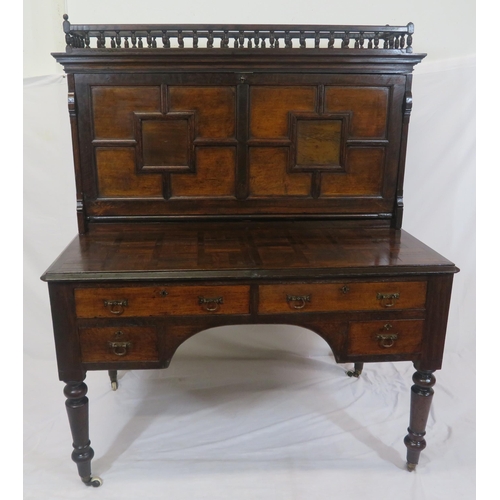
[247,84,388,200]
[88,79,394,210]
[92,84,239,200]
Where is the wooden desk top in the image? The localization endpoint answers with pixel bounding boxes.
[42,223,457,282]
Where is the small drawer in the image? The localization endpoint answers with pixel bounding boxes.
[79,326,159,363]
[258,281,427,314]
[347,319,424,356]
[75,285,250,318]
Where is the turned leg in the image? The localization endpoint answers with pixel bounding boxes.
[346,362,364,378]
[404,368,436,471]
[63,381,103,487]
[108,370,118,391]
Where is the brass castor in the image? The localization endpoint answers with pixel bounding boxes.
[84,476,103,487]
[346,362,364,378]
[406,462,417,472]
[108,370,118,391]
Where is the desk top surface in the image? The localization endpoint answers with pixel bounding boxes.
[42,223,457,282]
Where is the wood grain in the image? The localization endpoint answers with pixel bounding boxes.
[75,285,251,318]
[347,319,424,356]
[258,281,427,314]
[324,86,389,138]
[250,86,316,138]
[92,86,161,139]
[171,147,236,197]
[79,326,159,362]
[95,147,163,198]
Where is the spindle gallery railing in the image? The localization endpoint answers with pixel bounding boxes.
[62,15,414,53]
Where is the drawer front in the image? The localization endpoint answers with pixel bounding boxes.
[347,319,424,356]
[79,326,159,363]
[258,281,427,314]
[75,285,250,318]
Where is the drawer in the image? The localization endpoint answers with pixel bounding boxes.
[347,319,424,356]
[75,285,250,318]
[79,326,159,363]
[258,281,426,314]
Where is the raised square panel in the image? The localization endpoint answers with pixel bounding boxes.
[135,113,195,173]
[142,119,190,167]
[296,119,342,166]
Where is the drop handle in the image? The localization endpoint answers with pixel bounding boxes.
[376,292,400,308]
[103,299,128,315]
[198,296,224,312]
[108,341,132,356]
[376,334,398,348]
[286,295,311,310]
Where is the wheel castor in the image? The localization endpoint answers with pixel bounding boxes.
[346,362,364,378]
[84,476,103,487]
[108,370,118,391]
[406,462,417,472]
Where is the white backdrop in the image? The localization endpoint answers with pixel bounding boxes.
[23,2,476,499]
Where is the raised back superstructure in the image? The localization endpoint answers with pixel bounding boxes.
[53,18,425,233]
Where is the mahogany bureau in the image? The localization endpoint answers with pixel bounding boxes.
[42,16,458,487]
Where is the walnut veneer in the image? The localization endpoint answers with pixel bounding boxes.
[42,17,458,486]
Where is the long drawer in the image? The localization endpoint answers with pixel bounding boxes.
[258,281,427,314]
[75,285,251,318]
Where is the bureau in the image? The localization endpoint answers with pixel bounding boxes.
[42,17,458,487]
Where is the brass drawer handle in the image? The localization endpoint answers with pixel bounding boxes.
[376,292,400,308]
[103,299,128,315]
[376,334,398,348]
[198,296,224,312]
[286,295,311,310]
[108,341,132,356]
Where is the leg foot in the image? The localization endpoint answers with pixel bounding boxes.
[108,370,118,391]
[64,381,99,485]
[346,362,364,378]
[406,462,417,472]
[403,368,436,470]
